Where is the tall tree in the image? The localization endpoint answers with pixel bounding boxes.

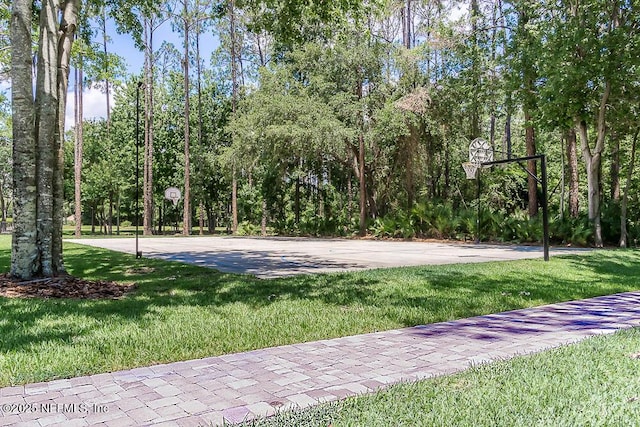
[538,0,640,246]
[512,1,539,217]
[74,50,84,237]
[181,0,192,235]
[10,0,79,279]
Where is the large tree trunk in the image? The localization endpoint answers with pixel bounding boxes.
[620,128,639,248]
[10,0,78,279]
[576,81,610,248]
[34,0,60,277]
[566,128,580,218]
[8,0,37,278]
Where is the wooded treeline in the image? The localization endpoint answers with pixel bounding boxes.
[4,0,640,278]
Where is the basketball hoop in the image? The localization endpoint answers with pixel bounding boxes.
[164,187,181,207]
[469,138,493,167]
[462,162,479,180]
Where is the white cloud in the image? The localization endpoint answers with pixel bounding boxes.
[448,2,469,22]
[64,85,113,131]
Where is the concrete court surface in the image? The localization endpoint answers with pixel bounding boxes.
[65,236,589,278]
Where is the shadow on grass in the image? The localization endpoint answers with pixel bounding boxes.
[1,243,640,354]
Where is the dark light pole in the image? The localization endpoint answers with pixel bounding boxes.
[135,81,143,259]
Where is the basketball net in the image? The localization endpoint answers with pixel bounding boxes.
[462,162,479,180]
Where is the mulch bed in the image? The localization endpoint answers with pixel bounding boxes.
[0,273,136,300]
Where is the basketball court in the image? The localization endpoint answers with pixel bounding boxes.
[65,236,588,278]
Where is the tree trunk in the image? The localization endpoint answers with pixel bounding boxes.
[108,191,113,235]
[402,0,411,49]
[74,58,83,238]
[10,0,78,279]
[143,18,155,236]
[0,183,5,233]
[34,0,59,276]
[578,80,610,248]
[116,192,120,235]
[358,134,366,236]
[101,7,111,128]
[295,168,301,224]
[347,173,353,223]
[525,108,537,217]
[620,128,639,248]
[229,0,239,234]
[199,202,204,235]
[91,204,95,234]
[261,199,267,236]
[405,126,417,209]
[157,202,163,234]
[503,109,512,160]
[469,0,481,140]
[610,136,620,202]
[54,1,76,273]
[182,2,192,236]
[566,128,580,218]
[232,169,238,233]
[207,203,215,234]
[576,117,605,247]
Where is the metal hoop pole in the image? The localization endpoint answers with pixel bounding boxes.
[476,167,480,244]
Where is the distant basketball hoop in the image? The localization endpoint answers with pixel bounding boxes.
[165,187,181,207]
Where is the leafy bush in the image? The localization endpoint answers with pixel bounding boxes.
[370,201,597,246]
[237,221,261,236]
[550,215,592,246]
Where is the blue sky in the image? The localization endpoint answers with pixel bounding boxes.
[64,17,219,128]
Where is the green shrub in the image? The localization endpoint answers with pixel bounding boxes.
[237,221,261,236]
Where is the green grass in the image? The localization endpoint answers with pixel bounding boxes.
[238,327,640,426]
[0,234,639,387]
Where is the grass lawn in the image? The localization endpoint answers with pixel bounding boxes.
[239,327,640,426]
[0,234,639,387]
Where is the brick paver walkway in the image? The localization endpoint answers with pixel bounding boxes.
[2,291,639,427]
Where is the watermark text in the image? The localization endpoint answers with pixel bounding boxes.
[1,402,109,415]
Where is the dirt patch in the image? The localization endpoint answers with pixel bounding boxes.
[0,273,136,300]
